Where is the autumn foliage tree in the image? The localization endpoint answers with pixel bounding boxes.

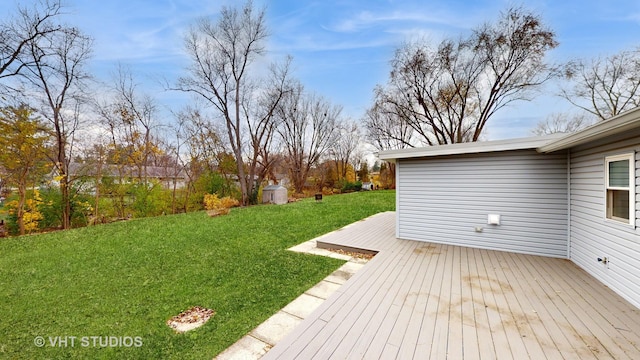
[0,105,50,235]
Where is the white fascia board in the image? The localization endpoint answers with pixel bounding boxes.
[538,107,640,153]
[378,133,564,162]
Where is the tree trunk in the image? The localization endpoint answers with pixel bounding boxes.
[58,130,71,229]
[171,179,177,214]
[17,183,26,235]
[293,172,305,195]
[93,160,102,224]
[61,173,71,229]
[235,149,248,206]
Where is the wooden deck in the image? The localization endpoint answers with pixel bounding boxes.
[264,212,640,359]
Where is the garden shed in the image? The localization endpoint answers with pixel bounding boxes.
[262,185,288,205]
[379,106,640,309]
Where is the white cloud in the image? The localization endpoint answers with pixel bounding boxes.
[327,10,463,33]
[272,32,393,53]
[267,3,479,57]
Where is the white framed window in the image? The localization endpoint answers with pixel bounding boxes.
[605,153,635,225]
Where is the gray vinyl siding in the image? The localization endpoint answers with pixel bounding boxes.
[569,133,640,309]
[396,149,568,257]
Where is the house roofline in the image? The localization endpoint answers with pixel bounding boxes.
[538,107,640,153]
[378,133,565,162]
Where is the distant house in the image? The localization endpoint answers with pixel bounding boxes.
[57,162,188,191]
[380,106,640,309]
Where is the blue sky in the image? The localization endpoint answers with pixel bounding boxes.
[6,0,640,139]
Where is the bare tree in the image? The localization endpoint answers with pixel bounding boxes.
[364,87,415,151]
[181,106,227,172]
[247,59,292,197]
[84,137,108,224]
[331,121,361,181]
[93,65,165,214]
[385,38,480,145]
[0,0,63,95]
[364,88,414,189]
[275,81,340,193]
[176,0,290,205]
[166,111,190,213]
[178,105,243,203]
[24,26,92,229]
[378,6,557,145]
[561,48,640,120]
[531,112,594,135]
[111,65,161,183]
[93,99,130,218]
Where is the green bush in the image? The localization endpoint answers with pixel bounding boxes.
[98,176,131,219]
[37,186,62,229]
[341,180,363,193]
[195,171,237,197]
[130,181,171,218]
[189,171,240,210]
[37,186,94,229]
[1,193,19,235]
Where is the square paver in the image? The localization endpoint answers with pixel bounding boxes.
[324,269,353,285]
[250,312,302,345]
[281,293,325,319]
[305,280,342,299]
[215,335,271,360]
[340,261,366,274]
[288,240,316,253]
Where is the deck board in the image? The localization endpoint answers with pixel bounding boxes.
[390,243,433,359]
[467,247,496,359]
[263,212,640,359]
[312,241,419,358]
[494,251,555,359]
[505,250,581,357]
[459,247,480,360]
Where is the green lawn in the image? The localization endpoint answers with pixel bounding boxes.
[0,191,395,359]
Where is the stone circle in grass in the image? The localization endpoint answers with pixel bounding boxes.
[167,306,215,333]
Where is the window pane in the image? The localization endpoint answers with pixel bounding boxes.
[609,160,629,187]
[608,189,630,220]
